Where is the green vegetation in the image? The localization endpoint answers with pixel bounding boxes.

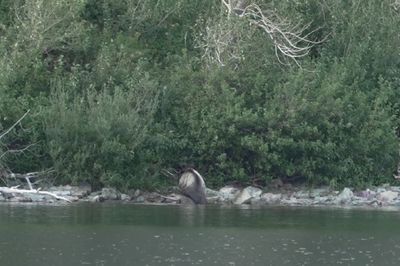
[1,0,399,189]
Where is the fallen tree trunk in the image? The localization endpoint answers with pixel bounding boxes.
[0,187,72,203]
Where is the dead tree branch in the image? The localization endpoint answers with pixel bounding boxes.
[0,170,71,202]
[0,143,36,160]
[0,110,30,141]
[218,0,323,66]
[0,187,72,202]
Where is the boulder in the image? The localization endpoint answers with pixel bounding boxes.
[376,187,386,194]
[335,187,353,205]
[377,191,398,203]
[0,191,13,200]
[178,169,207,204]
[309,187,330,198]
[90,195,104,203]
[101,188,121,200]
[205,188,221,204]
[120,193,130,201]
[128,189,142,199]
[134,195,145,203]
[293,190,310,199]
[359,189,376,200]
[282,197,312,206]
[47,189,71,197]
[234,186,263,205]
[206,188,220,197]
[351,196,373,206]
[260,193,282,204]
[48,185,91,198]
[312,196,330,205]
[144,192,163,203]
[219,186,241,202]
[10,195,32,202]
[29,194,48,202]
[71,185,91,198]
[390,186,400,193]
[160,193,180,204]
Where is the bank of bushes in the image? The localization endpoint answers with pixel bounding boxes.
[0,0,399,189]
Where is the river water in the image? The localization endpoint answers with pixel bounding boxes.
[0,203,400,266]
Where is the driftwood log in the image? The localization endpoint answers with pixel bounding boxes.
[0,171,71,203]
[0,187,72,202]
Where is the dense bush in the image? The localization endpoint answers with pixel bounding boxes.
[0,0,399,189]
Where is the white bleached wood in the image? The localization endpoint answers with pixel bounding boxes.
[0,187,72,203]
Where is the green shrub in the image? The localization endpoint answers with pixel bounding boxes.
[1,0,399,190]
[154,57,398,188]
[44,73,159,189]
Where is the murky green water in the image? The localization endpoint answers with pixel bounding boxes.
[1,203,400,266]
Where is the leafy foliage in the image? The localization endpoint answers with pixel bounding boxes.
[0,0,399,189]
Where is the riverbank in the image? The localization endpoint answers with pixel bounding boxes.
[1,183,400,209]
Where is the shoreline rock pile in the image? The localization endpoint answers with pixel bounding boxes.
[207,185,400,208]
[1,184,400,208]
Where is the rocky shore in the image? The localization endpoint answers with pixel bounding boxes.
[2,183,400,208]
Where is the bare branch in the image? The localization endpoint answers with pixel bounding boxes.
[392,0,400,11]
[221,0,232,14]
[0,110,30,141]
[0,170,70,202]
[0,143,36,160]
[214,0,323,66]
[0,187,71,202]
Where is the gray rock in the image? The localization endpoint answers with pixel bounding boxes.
[206,196,221,204]
[359,189,376,200]
[234,186,263,205]
[101,188,121,200]
[205,188,221,204]
[351,196,371,206]
[377,191,398,203]
[144,192,163,203]
[120,193,130,201]
[90,195,104,203]
[281,197,313,206]
[390,186,400,193]
[65,196,80,202]
[71,185,91,198]
[376,187,386,194]
[89,190,102,196]
[12,195,32,202]
[293,190,310,199]
[160,194,180,204]
[309,187,330,198]
[335,187,354,205]
[134,195,145,203]
[219,186,241,202]
[312,196,330,205]
[0,191,13,200]
[29,194,48,202]
[260,193,282,204]
[281,197,301,205]
[206,188,220,197]
[48,190,71,197]
[48,185,91,198]
[129,189,142,199]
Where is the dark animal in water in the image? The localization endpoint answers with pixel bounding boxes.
[178,169,207,204]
